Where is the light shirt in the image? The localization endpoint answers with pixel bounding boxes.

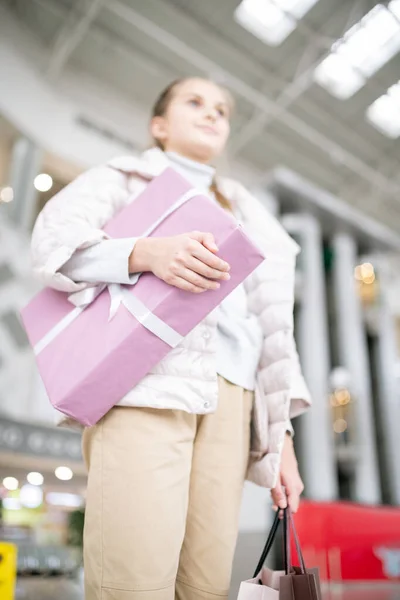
[164,152,263,391]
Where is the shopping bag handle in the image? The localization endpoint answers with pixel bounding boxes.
[252,506,307,579]
[284,507,306,575]
[252,509,281,578]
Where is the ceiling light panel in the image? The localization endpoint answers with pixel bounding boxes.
[314,2,400,99]
[367,80,400,138]
[234,0,320,46]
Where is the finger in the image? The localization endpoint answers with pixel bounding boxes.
[171,276,207,294]
[286,484,301,514]
[270,480,288,510]
[202,233,219,254]
[272,505,285,520]
[286,489,299,514]
[175,269,220,291]
[272,506,285,520]
[179,268,221,290]
[189,231,218,253]
[192,243,230,273]
[185,256,231,281]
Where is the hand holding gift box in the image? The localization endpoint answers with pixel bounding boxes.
[129,230,231,294]
[21,168,265,426]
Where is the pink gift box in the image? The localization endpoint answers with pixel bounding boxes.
[21,168,265,426]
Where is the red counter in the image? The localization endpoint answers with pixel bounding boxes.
[291,501,400,581]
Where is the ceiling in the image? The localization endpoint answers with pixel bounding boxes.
[0,115,83,186]
[4,0,400,229]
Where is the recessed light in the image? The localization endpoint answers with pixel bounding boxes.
[27,472,44,486]
[2,476,19,491]
[34,173,53,192]
[55,466,73,481]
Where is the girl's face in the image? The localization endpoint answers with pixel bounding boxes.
[151,78,232,163]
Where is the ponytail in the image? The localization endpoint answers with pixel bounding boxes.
[210,179,233,212]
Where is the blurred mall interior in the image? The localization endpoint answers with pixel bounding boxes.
[1,0,400,598]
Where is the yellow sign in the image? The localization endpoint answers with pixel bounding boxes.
[0,542,17,600]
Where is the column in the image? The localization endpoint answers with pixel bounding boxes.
[332,232,381,504]
[373,278,400,504]
[7,137,42,230]
[282,213,338,500]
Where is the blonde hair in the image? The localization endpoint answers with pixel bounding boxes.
[151,78,233,211]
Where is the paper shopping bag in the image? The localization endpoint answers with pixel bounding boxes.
[237,508,322,600]
[237,566,284,599]
[279,509,322,600]
[237,509,283,599]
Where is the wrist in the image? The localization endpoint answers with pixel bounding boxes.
[129,238,154,273]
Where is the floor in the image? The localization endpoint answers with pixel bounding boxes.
[14,531,400,599]
[15,577,400,599]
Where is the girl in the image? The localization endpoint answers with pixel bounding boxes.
[31,78,311,600]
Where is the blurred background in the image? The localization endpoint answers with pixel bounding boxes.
[0,0,400,598]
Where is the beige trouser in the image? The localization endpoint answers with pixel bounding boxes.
[82,377,253,600]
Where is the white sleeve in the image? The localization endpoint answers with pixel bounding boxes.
[31,164,131,293]
[59,238,141,285]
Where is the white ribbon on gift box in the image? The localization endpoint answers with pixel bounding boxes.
[33,187,203,356]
